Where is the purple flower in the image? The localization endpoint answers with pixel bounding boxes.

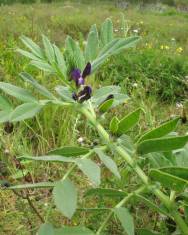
[72,86,92,103]
[71,62,91,87]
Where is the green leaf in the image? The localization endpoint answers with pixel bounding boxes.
[53,178,77,219]
[85,188,127,197]
[159,167,188,181]
[65,36,85,70]
[20,155,75,163]
[17,48,41,61]
[98,98,113,113]
[114,207,134,235]
[117,135,135,156]
[92,37,140,72]
[75,159,100,186]
[53,44,67,79]
[94,148,120,178]
[110,116,119,134]
[147,152,173,168]
[92,85,121,107]
[20,72,55,99]
[9,181,55,190]
[175,145,188,167]
[49,146,89,157]
[20,35,44,59]
[100,18,113,46]
[0,95,12,111]
[136,228,161,235]
[137,136,188,155]
[42,35,55,64]
[117,108,141,134]
[149,169,187,191]
[134,194,169,216]
[55,226,95,235]
[0,82,37,102]
[55,86,74,102]
[10,102,43,122]
[38,223,54,235]
[85,25,99,62]
[138,118,180,143]
[0,110,11,123]
[31,60,54,73]
[112,93,129,108]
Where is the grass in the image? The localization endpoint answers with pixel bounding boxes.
[0,1,188,234]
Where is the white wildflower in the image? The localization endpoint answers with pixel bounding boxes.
[77,137,84,143]
[133,29,138,33]
[132,83,138,88]
[176,102,183,109]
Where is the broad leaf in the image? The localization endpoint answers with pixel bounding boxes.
[114,207,134,235]
[159,167,188,181]
[0,110,11,123]
[20,35,44,59]
[31,60,54,73]
[137,136,188,155]
[94,148,120,178]
[55,86,74,102]
[98,98,113,113]
[138,118,179,143]
[42,35,55,64]
[65,36,85,70]
[53,44,67,79]
[53,178,77,219]
[100,18,113,46]
[149,169,187,191]
[117,108,141,134]
[38,223,54,235]
[134,194,169,216]
[55,226,95,235]
[20,72,55,99]
[110,116,119,133]
[20,155,75,163]
[0,82,37,102]
[85,24,99,61]
[9,181,55,190]
[0,94,12,111]
[17,48,41,61]
[92,37,140,72]
[10,102,42,122]
[75,159,100,186]
[92,85,121,107]
[49,146,89,157]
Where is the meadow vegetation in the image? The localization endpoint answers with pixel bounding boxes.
[0,1,188,235]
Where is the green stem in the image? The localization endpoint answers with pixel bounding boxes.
[96,186,146,235]
[63,146,107,180]
[81,107,188,235]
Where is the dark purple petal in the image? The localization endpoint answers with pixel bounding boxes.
[82,62,91,79]
[77,86,92,103]
[71,69,81,81]
[77,77,85,86]
[72,92,78,101]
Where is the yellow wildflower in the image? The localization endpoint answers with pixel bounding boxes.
[176,47,183,53]
[165,45,170,50]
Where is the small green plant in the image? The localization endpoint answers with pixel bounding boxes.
[1,18,188,235]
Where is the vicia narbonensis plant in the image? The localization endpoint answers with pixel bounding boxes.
[1,18,188,235]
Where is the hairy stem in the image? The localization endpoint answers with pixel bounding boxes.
[81,107,188,235]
